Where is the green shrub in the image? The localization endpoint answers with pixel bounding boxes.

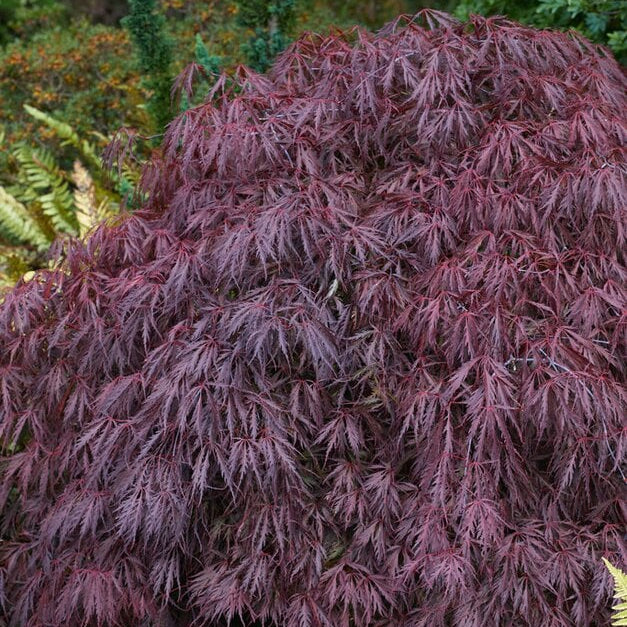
[122,0,175,132]
[235,0,296,71]
[0,0,68,46]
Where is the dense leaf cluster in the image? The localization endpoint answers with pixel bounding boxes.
[235,0,296,72]
[454,0,626,64]
[1,11,625,626]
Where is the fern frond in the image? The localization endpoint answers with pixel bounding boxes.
[97,198,119,222]
[72,160,120,237]
[603,559,627,626]
[23,105,145,207]
[121,162,141,185]
[12,144,79,235]
[23,104,100,168]
[72,160,98,238]
[0,186,50,249]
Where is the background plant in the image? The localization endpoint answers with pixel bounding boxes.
[234,0,296,71]
[122,0,175,133]
[0,107,137,287]
[0,19,149,156]
[604,559,627,626]
[1,11,625,626]
[0,0,68,46]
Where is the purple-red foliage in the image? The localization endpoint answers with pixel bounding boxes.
[1,10,626,627]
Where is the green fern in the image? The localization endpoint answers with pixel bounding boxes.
[23,105,137,201]
[0,109,143,289]
[604,558,627,626]
[23,104,100,169]
[0,185,49,249]
[11,142,79,235]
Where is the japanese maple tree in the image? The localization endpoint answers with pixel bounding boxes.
[1,10,625,627]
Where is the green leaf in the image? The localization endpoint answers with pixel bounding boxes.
[603,559,627,626]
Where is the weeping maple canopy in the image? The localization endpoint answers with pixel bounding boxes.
[1,10,625,627]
